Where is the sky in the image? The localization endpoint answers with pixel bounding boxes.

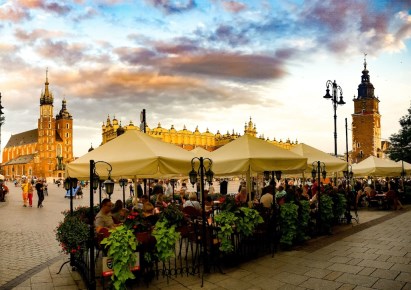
[0,0,410,159]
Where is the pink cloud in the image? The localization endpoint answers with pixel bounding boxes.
[222,1,246,13]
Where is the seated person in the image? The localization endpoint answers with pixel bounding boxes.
[95,198,121,233]
[141,195,154,217]
[155,192,168,208]
[235,187,247,204]
[183,192,202,212]
[205,196,213,212]
[111,199,129,223]
[260,186,273,208]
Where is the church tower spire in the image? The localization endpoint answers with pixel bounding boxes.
[40,68,54,105]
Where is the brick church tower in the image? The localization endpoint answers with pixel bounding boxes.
[2,70,73,179]
[352,56,382,163]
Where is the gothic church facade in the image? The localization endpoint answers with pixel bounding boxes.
[1,73,74,180]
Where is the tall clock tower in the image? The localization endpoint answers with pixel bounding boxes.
[352,56,382,163]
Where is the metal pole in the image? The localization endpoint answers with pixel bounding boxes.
[89,160,96,290]
[199,157,209,273]
[98,181,102,202]
[331,81,338,157]
[70,182,73,216]
[345,118,348,163]
[122,183,125,207]
[317,161,321,234]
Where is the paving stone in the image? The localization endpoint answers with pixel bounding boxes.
[390,263,411,273]
[371,278,405,289]
[335,273,378,287]
[299,277,342,289]
[370,268,400,279]
[327,263,363,274]
[214,276,254,290]
[323,271,344,281]
[273,272,309,286]
[304,268,332,279]
[357,259,394,270]
[396,272,411,283]
[357,267,375,276]
[338,283,356,290]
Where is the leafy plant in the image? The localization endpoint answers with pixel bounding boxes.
[61,205,100,224]
[279,202,298,246]
[296,200,310,242]
[55,215,89,255]
[214,211,237,253]
[333,193,347,221]
[101,225,138,290]
[319,194,334,232]
[124,209,153,234]
[158,203,184,227]
[236,207,263,237]
[152,220,180,262]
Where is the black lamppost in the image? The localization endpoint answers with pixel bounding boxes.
[343,164,354,223]
[311,161,326,234]
[189,157,213,274]
[119,178,128,207]
[89,160,114,290]
[324,80,345,157]
[61,177,78,271]
[64,177,78,216]
[170,179,176,201]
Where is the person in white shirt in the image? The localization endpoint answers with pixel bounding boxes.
[164,179,173,197]
[260,186,273,208]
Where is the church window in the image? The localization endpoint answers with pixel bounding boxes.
[66,124,69,129]
[357,142,360,148]
[48,123,51,129]
[66,133,69,138]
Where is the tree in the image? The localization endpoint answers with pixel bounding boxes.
[388,102,411,163]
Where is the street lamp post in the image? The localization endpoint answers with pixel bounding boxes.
[311,161,327,234]
[89,160,114,290]
[324,80,345,157]
[64,177,78,216]
[189,157,213,275]
[170,179,176,201]
[119,178,128,207]
[343,165,354,223]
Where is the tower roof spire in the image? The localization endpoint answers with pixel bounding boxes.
[40,68,53,105]
[363,53,367,71]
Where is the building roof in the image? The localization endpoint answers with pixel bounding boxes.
[5,129,38,148]
[4,154,36,165]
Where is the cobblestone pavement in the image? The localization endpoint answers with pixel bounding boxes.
[0,181,128,289]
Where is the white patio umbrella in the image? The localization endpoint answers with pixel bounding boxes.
[65,130,194,179]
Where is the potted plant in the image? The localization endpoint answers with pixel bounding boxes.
[152,219,180,262]
[279,202,298,247]
[101,225,138,290]
[296,200,311,243]
[55,215,89,256]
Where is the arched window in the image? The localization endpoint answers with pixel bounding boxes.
[66,123,69,129]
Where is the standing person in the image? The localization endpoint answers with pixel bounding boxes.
[43,181,48,196]
[129,182,134,197]
[21,176,30,207]
[0,176,9,202]
[28,179,34,207]
[164,180,173,197]
[35,179,44,208]
[136,180,143,198]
